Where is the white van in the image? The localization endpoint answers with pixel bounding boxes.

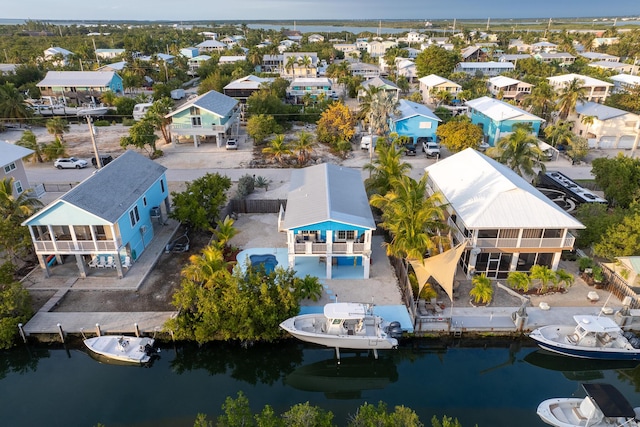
[132,103,153,121]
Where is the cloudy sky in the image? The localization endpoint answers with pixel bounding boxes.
[4,0,639,21]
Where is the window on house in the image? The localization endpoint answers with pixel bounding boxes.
[4,162,16,174]
[160,179,165,193]
[14,180,23,194]
[129,206,140,227]
[143,196,147,207]
[189,106,200,115]
[477,229,498,238]
[337,230,356,241]
[191,116,202,126]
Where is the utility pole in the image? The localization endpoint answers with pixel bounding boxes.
[86,115,102,169]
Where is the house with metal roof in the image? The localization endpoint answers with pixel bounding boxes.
[37,71,124,104]
[418,74,462,105]
[390,100,441,143]
[358,77,400,100]
[610,74,640,94]
[95,48,126,60]
[195,39,227,53]
[349,62,380,79]
[547,73,613,103]
[487,76,533,100]
[43,46,74,66]
[533,52,576,67]
[0,140,34,198]
[223,75,274,103]
[22,151,170,279]
[588,61,636,75]
[465,96,544,146]
[166,90,240,147]
[579,52,620,63]
[569,101,640,150]
[425,148,584,279]
[286,77,333,103]
[280,163,376,279]
[454,61,515,77]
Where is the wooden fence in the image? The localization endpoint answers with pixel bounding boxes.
[390,256,416,320]
[600,263,640,309]
[228,199,287,214]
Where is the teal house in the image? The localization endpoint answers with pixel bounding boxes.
[390,99,441,143]
[37,71,124,104]
[22,151,170,279]
[166,90,241,148]
[280,163,376,279]
[466,96,544,146]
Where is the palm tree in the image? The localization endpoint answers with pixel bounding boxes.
[530,264,558,294]
[367,91,399,136]
[0,177,43,262]
[181,244,233,289]
[15,130,43,163]
[291,131,315,165]
[299,55,313,76]
[487,124,546,178]
[284,56,298,76]
[370,174,447,261]
[434,89,452,106]
[555,269,575,290]
[46,117,70,143]
[470,274,493,304]
[363,143,412,196]
[213,216,238,253]
[146,97,174,144]
[0,83,31,124]
[506,271,532,293]
[521,81,557,123]
[557,78,587,120]
[580,114,595,138]
[543,120,573,147]
[41,138,68,161]
[262,134,292,166]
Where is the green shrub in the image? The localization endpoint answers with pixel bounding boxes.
[578,257,595,272]
[122,118,136,126]
[236,174,255,198]
[93,120,110,127]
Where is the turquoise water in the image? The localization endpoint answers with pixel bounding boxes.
[2,340,640,426]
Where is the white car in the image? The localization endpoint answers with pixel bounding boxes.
[225,139,238,150]
[54,157,88,169]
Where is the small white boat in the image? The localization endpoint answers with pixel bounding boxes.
[76,103,109,117]
[529,315,640,360]
[279,303,401,359]
[537,383,640,427]
[84,335,158,364]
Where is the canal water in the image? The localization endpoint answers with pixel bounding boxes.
[2,339,640,427]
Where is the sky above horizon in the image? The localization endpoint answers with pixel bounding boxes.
[5,0,640,21]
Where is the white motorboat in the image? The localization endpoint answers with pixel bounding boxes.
[529,315,640,360]
[279,303,401,359]
[84,335,158,364]
[76,103,109,117]
[537,383,640,427]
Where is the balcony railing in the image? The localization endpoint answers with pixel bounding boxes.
[292,241,365,255]
[446,217,576,249]
[34,239,119,253]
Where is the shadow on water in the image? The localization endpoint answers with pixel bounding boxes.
[524,349,640,381]
[285,353,399,399]
[169,339,304,385]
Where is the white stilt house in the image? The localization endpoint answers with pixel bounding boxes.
[280,163,376,279]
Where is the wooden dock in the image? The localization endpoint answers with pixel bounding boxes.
[23,312,177,336]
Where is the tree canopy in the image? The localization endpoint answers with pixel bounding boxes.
[435,117,484,153]
[316,102,356,145]
[415,46,460,79]
[591,154,640,208]
[169,173,232,231]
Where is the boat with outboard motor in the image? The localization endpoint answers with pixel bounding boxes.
[529,314,640,360]
[537,383,640,427]
[279,302,401,360]
[84,335,159,365]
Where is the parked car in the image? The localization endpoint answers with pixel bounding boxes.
[404,143,417,156]
[54,157,88,169]
[422,141,441,158]
[226,138,238,150]
[360,135,377,150]
[91,154,113,168]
